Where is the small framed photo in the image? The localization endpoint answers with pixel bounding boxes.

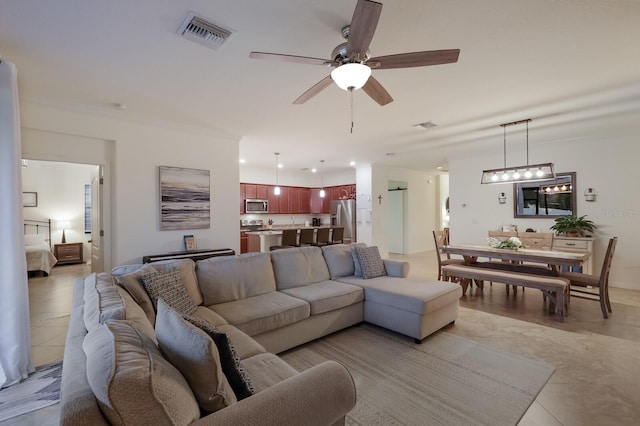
[184,235,197,251]
[23,192,38,207]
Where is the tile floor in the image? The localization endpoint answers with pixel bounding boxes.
[3,252,640,425]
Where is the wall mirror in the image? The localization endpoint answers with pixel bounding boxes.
[513,172,576,218]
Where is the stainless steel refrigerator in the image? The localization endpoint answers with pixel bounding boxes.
[330,199,356,243]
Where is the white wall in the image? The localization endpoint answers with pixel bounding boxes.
[21,101,240,268]
[449,133,640,290]
[22,161,98,261]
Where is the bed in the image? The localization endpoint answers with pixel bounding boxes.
[24,219,58,276]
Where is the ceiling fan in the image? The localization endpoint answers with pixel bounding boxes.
[249,0,460,106]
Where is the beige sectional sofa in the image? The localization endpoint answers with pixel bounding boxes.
[60,244,461,425]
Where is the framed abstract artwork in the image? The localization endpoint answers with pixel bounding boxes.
[159,166,210,230]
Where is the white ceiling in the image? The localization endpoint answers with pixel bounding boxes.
[2,0,640,175]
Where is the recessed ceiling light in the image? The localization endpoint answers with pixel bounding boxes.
[311,168,317,173]
[349,161,356,166]
[278,163,283,169]
[239,158,245,164]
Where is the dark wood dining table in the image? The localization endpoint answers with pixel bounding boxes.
[441,244,590,275]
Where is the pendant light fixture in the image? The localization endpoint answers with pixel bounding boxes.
[481,118,554,184]
[273,152,281,195]
[319,160,325,198]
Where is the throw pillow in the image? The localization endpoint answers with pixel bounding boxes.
[353,246,387,279]
[184,315,255,400]
[351,247,363,277]
[141,266,197,315]
[83,320,200,425]
[113,264,158,326]
[155,299,237,413]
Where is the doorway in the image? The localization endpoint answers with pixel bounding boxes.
[22,160,102,269]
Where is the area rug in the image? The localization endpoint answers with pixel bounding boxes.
[0,361,62,422]
[281,324,554,426]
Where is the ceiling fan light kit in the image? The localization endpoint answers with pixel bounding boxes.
[481,119,556,184]
[331,63,371,91]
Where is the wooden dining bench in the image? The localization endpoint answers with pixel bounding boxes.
[441,264,570,322]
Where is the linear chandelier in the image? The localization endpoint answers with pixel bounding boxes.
[481,118,555,184]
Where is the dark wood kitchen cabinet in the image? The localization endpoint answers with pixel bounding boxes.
[240,231,248,254]
[278,186,291,213]
[240,183,245,213]
[300,188,311,214]
[310,188,330,213]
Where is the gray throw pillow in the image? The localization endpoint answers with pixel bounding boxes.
[184,315,255,401]
[353,246,387,279]
[351,247,363,277]
[141,267,197,315]
[155,299,237,413]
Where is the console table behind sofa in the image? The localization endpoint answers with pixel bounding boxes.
[142,248,235,263]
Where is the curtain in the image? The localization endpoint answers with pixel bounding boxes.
[0,59,33,389]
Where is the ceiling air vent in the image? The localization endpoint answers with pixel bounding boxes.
[178,13,234,49]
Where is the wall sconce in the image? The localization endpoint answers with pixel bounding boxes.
[498,192,507,204]
[584,188,596,202]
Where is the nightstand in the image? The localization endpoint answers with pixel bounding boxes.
[54,242,84,265]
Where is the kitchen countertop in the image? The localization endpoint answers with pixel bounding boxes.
[244,226,332,235]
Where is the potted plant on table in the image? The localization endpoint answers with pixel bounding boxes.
[549,215,597,237]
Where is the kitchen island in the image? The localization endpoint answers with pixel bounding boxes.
[246,227,332,253]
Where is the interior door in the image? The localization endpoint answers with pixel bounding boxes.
[90,174,104,273]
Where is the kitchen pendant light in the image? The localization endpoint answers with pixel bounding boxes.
[481,119,554,184]
[273,152,281,195]
[319,160,325,198]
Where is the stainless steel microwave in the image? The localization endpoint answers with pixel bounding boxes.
[245,199,269,213]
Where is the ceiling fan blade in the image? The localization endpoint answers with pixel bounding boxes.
[346,0,382,58]
[293,75,334,104]
[370,49,460,69]
[362,75,393,106]
[250,52,334,67]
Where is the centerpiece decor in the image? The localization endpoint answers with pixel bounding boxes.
[487,236,524,250]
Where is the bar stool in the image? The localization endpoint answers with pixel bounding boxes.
[298,228,315,246]
[270,229,298,251]
[314,228,330,247]
[330,227,344,244]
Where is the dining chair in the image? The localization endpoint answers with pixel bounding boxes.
[487,230,519,293]
[560,237,617,318]
[313,227,331,247]
[330,227,344,244]
[517,232,554,250]
[298,228,315,246]
[487,230,518,240]
[270,229,298,251]
[433,230,466,281]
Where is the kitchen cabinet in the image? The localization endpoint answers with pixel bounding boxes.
[310,188,330,213]
[267,185,280,213]
[244,184,257,199]
[300,188,311,214]
[240,231,248,254]
[290,187,302,213]
[278,186,291,213]
[240,183,245,213]
[256,185,269,199]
